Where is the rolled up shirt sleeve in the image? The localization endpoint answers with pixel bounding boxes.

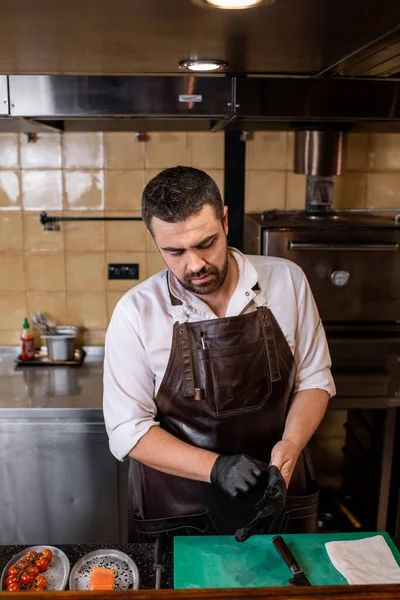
[292,267,336,399]
[103,297,159,461]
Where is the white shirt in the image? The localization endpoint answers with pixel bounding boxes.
[103,249,336,461]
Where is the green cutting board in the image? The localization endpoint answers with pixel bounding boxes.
[174,532,400,589]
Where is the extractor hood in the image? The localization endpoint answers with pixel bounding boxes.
[0,0,399,132]
[1,75,400,133]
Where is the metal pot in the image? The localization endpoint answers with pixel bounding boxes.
[42,326,78,361]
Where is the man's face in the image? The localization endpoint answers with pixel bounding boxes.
[151,204,229,296]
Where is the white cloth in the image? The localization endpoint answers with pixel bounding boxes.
[325,535,400,585]
[103,248,336,461]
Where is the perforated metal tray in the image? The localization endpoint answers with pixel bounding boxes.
[0,546,70,591]
[69,549,139,591]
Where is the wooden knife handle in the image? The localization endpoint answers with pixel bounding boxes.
[272,535,301,572]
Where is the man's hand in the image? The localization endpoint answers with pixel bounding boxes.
[270,440,301,487]
[210,454,269,498]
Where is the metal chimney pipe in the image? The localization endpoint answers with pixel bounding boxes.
[294,130,348,212]
[294,130,347,177]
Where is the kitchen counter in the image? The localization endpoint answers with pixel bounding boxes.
[0,544,173,590]
[0,347,104,410]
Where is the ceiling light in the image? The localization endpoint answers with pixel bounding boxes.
[179,59,228,72]
[192,0,272,9]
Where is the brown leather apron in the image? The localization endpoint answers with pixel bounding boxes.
[128,276,319,540]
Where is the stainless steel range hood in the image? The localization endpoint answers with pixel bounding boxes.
[2,75,400,133]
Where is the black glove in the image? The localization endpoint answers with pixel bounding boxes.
[234,465,287,542]
[210,454,269,499]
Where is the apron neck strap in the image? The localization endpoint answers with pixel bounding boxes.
[167,271,184,306]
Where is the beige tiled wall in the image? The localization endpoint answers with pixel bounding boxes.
[0,132,224,345]
[0,130,399,346]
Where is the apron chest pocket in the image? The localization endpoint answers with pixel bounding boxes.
[198,340,272,416]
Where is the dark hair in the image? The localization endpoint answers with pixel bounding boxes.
[141,166,223,233]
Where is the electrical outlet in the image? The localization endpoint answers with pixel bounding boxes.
[108,263,139,280]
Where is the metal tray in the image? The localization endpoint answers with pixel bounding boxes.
[69,549,139,591]
[15,348,86,367]
[1,546,70,591]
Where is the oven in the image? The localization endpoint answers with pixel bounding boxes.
[243,130,400,540]
[244,208,400,539]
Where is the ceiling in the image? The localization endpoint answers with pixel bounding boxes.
[0,0,399,76]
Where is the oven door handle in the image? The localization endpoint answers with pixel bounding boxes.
[287,242,399,251]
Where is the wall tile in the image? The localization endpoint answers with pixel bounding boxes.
[147,133,188,169]
[333,173,366,209]
[22,170,62,211]
[63,133,104,169]
[0,134,19,169]
[246,132,287,171]
[105,170,144,212]
[106,252,147,291]
[66,292,107,329]
[245,171,285,212]
[104,133,146,169]
[106,292,124,321]
[23,212,64,252]
[25,254,66,292]
[79,329,106,345]
[287,132,294,171]
[368,134,400,171]
[0,212,23,252]
[286,172,306,210]
[0,171,21,210]
[66,253,106,291]
[20,133,62,169]
[189,132,224,170]
[346,134,368,172]
[0,254,25,291]
[147,252,167,277]
[64,170,104,210]
[64,211,105,252]
[0,330,21,345]
[105,215,147,252]
[366,173,400,208]
[0,293,27,329]
[27,292,67,325]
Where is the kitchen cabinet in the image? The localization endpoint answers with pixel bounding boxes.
[0,408,128,545]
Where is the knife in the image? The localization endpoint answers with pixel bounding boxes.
[272,535,311,586]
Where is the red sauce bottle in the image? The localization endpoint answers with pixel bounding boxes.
[21,317,35,361]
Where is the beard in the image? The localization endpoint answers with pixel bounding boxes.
[178,249,229,296]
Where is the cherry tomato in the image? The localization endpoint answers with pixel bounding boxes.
[6,582,20,592]
[40,549,53,562]
[30,576,47,591]
[20,572,35,586]
[7,567,21,578]
[35,576,47,588]
[25,551,38,562]
[5,576,17,587]
[17,559,29,569]
[34,557,49,573]
[26,565,39,577]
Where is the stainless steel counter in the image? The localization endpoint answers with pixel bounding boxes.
[0,346,104,410]
[0,346,129,546]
